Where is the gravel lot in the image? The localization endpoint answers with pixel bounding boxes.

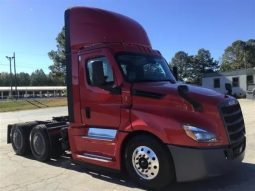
[0,100,254,191]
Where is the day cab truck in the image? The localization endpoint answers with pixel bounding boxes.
[7,7,246,190]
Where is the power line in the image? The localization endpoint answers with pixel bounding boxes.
[0,50,49,57]
[0,63,49,67]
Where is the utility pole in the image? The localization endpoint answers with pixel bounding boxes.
[244,45,248,92]
[12,52,18,99]
[6,56,13,99]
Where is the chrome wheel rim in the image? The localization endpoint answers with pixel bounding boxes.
[132,146,159,180]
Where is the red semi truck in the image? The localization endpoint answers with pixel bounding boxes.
[7,7,246,190]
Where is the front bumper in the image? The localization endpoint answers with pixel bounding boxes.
[168,141,245,182]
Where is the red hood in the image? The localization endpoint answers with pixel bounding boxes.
[132,82,226,106]
[131,81,230,146]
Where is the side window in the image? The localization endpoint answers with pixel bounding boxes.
[232,77,239,87]
[247,75,254,84]
[214,78,220,88]
[86,57,114,88]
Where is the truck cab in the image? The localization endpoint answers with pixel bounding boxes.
[7,7,246,190]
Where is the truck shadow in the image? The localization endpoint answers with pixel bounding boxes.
[25,152,255,191]
[25,152,137,189]
[167,162,255,191]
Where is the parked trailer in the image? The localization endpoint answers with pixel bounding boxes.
[7,7,246,190]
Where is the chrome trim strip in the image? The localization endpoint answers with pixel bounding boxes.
[87,128,117,140]
[81,136,113,141]
[77,153,112,162]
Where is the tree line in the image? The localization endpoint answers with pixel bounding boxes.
[0,69,65,86]
[170,39,255,84]
[2,26,254,87]
[170,49,218,85]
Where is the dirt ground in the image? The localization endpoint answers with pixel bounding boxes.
[0,100,254,191]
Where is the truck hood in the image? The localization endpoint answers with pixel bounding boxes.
[131,82,232,147]
[132,81,225,106]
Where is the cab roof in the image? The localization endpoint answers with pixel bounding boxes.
[65,7,151,51]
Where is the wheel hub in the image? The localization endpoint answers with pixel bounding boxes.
[139,158,149,169]
[13,130,22,149]
[33,133,45,155]
[132,146,159,180]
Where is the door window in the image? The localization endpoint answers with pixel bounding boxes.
[214,78,220,88]
[86,57,114,89]
[232,77,239,87]
[247,75,254,84]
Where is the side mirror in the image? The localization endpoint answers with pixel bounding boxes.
[173,66,178,81]
[225,83,232,91]
[225,83,232,95]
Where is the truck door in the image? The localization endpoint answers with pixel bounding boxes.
[78,48,122,146]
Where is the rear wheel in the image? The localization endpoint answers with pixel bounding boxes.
[11,125,29,155]
[125,135,175,190]
[30,125,51,162]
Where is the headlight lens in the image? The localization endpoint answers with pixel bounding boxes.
[183,125,217,142]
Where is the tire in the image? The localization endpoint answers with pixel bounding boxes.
[11,125,30,155]
[30,125,51,162]
[125,135,175,190]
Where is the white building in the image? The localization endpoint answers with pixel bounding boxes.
[0,86,66,99]
[202,68,255,98]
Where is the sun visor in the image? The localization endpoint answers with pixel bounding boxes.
[65,7,151,50]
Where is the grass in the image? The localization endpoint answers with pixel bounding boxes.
[0,98,67,112]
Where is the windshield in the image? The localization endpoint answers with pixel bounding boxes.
[116,54,176,83]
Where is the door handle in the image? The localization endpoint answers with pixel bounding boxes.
[85,107,91,119]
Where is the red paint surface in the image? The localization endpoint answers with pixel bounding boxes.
[66,7,233,170]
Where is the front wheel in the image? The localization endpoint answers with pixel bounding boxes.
[125,135,175,190]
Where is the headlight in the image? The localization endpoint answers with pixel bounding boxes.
[183,125,217,142]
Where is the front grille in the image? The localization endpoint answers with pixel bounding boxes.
[220,100,245,144]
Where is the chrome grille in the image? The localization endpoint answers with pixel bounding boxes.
[220,100,245,144]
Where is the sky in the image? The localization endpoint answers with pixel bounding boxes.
[0,0,254,74]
